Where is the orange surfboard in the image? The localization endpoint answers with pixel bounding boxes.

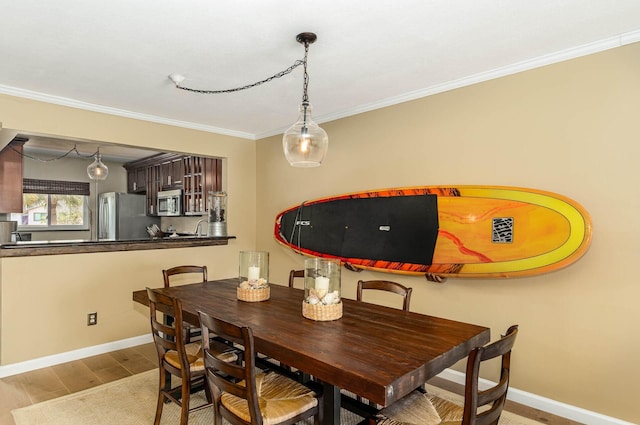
[274,186,592,279]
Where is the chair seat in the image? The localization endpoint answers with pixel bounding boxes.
[427,395,464,424]
[221,371,318,425]
[164,342,238,372]
[376,390,442,425]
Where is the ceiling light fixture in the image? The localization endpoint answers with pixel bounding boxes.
[168,32,327,167]
[87,148,109,180]
[282,33,328,167]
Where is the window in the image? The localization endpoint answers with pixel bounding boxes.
[10,179,90,231]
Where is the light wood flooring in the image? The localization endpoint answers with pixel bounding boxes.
[0,343,580,425]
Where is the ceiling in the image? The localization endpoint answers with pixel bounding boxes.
[2,1,640,159]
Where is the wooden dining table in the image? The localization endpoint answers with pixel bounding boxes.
[133,278,490,425]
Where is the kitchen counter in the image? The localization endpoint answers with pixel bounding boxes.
[0,235,235,257]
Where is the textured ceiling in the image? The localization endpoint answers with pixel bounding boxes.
[1,0,640,146]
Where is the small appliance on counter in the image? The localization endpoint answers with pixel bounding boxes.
[98,192,160,241]
[207,191,227,236]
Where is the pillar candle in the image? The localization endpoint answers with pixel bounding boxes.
[248,266,260,281]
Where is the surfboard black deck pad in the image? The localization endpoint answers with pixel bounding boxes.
[278,195,439,265]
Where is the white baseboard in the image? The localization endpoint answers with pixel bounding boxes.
[0,339,634,425]
[436,368,634,425]
[0,334,153,378]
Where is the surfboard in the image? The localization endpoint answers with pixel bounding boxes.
[274,186,592,279]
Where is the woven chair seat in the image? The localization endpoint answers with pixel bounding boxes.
[376,390,442,425]
[221,371,318,425]
[377,325,518,425]
[165,342,238,372]
[427,395,465,424]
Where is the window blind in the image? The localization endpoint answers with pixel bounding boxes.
[23,178,90,196]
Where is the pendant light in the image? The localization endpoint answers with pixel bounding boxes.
[168,32,327,167]
[282,33,328,167]
[87,148,109,180]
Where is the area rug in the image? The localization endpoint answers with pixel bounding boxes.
[11,370,361,425]
[12,370,541,425]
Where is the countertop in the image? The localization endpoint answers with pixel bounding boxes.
[0,235,235,257]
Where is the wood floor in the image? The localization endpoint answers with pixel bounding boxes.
[0,343,580,425]
[0,343,158,425]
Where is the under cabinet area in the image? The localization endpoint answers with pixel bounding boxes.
[124,153,222,216]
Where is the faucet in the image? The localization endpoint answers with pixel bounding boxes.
[194,219,207,236]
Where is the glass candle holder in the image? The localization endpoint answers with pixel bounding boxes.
[238,251,269,302]
[239,251,269,283]
[302,258,342,320]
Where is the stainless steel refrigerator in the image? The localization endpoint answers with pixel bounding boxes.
[98,192,160,241]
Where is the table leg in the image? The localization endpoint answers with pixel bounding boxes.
[321,381,341,425]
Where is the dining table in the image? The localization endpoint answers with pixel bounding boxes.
[133,278,490,425]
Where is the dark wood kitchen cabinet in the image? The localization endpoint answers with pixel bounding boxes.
[160,156,184,189]
[183,156,222,215]
[125,165,147,193]
[0,137,27,213]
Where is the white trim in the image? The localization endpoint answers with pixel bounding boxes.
[0,85,256,141]
[0,337,635,424]
[1,31,639,142]
[436,368,635,425]
[257,29,640,140]
[0,334,152,378]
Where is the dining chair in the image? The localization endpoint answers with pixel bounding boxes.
[198,310,322,425]
[147,288,238,425]
[163,265,208,288]
[346,279,414,409]
[373,325,519,425]
[356,279,413,311]
[288,269,305,288]
[162,265,208,342]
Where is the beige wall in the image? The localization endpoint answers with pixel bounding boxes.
[1,42,638,422]
[0,94,257,363]
[0,246,239,364]
[256,43,640,422]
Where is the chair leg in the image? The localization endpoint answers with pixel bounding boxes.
[154,370,166,425]
[204,376,212,404]
[180,378,190,425]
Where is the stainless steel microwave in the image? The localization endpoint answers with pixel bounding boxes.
[157,189,182,216]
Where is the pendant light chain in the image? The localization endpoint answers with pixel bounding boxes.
[173,59,304,94]
[302,40,310,103]
[168,31,327,167]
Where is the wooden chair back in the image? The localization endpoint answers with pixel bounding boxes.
[163,265,208,288]
[147,287,188,376]
[288,269,304,288]
[199,310,262,425]
[147,288,212,425]
[356,280,413,311]
[199,310,320,425]
[461,324,518,425]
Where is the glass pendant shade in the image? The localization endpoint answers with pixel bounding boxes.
[283,102,328,167]
[87,151,109,181]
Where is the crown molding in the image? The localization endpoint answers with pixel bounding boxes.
[0,85,256,140]
[2,30,639,142]
[257,29,640,139]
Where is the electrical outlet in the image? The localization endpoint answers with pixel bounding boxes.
[87,312,98,326]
